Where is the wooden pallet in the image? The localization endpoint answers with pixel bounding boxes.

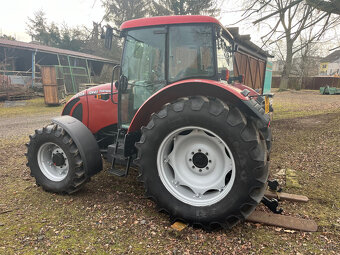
[8,94,32,101]
[245,191,317,232]
[264,190,309,203]
[171,192,317,232]
[247,211,318,232]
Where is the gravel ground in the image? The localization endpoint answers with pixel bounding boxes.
[0,91,339,254]
[0,113,57,138]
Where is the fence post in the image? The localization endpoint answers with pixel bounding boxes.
[67,56,76,93]
[32,50,37,88]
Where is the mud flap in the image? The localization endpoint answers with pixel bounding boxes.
[52,116,103,177]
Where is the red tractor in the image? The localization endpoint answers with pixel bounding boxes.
[26,16,271,230]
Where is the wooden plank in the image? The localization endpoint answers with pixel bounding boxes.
[264,191,309,203]
[171,221,188,231]
[41,66,60,105]
[247,211,318,232]
[43,84,59,105]
[41,66,57,85]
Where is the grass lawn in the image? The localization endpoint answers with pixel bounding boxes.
[0,90,339,254]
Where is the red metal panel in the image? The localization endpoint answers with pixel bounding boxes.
[63,83,118,134]
[120,15,220,30]
[87,84,118,134]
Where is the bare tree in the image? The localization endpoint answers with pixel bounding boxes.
[252,0,340,24]
[150,0,221,16]
[102,0,149,28]
[240,0,340,89]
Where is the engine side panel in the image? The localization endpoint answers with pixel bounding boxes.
[86,85,118,134]
[62,83,118,134]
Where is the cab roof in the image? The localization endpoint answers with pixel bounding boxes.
[120,15,221,30]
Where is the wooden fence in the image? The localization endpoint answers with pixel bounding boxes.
[272,76,340,90]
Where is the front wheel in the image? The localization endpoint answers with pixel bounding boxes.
[26,124,88,194]
[135,96,269,229]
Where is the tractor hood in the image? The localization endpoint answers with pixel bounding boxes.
[70,83,117,100]
[61,83,119,134]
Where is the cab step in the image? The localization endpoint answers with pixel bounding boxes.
[108,167,127,177]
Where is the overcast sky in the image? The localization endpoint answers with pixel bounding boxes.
[0,0,105,41]
[0,0,251,41]
[0,0,338,57]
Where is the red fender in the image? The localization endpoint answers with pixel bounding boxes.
[233,82,260,98]
[128,79,250,133]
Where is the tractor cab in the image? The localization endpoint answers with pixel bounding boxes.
[118,16,236,127]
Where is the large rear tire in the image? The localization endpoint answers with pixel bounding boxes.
[26,124,88,194]
[135,96,269,230]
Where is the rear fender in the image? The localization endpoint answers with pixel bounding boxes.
[128,79,269,133]
[52,116,103,177]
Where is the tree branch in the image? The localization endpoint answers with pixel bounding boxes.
[306,0,340,15]
[253,0,303,24]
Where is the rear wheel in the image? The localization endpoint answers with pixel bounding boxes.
[135,96,269,229]
[26,124,88,194]
[157,126,236,207]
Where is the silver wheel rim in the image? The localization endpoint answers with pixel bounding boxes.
[157,126,236,207]
[37,142,69,182]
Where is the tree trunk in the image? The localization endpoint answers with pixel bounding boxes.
[280,41,293,90]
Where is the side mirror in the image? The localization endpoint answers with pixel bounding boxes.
[105,26,113,49]
[119,75,128,93]
[110,65,121,104]
[114,81,119,90]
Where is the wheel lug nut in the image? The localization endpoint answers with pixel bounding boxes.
[198,149,201,152]
[205,152,208,155]
[191,152,194,155]
[206,167,209,170]
[192,166,195,169]
[209,160,212,163]
[199,169,202,172]
[189,158,192,161]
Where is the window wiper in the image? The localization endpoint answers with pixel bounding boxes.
[126,35,144,44]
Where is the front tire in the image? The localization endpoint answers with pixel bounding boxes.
[26,124,88,194]
[135,97,269,229]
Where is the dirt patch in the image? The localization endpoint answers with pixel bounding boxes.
[0,113,57,138]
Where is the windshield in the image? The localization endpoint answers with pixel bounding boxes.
[121,28,166,125]
[169,25,214,82]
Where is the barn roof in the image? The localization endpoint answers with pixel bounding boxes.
[321,50,340,63]
[227,27,273,60]
[0,38,117,64]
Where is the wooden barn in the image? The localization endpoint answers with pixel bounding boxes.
[0,39,118,100]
